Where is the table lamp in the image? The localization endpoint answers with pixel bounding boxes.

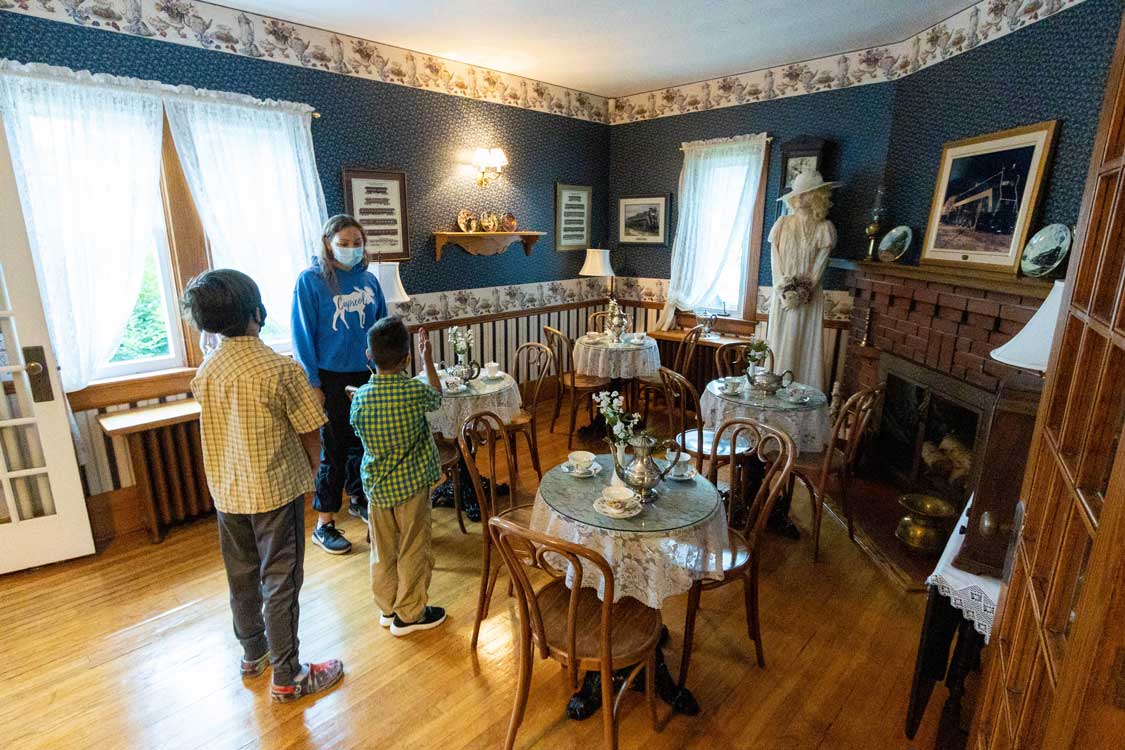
[989,281,1065,373]
[579,248,616,300]
[371,261,410,305]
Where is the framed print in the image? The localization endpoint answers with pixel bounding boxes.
[556,183,592,250]
[921,121,1057,274]
[779,136,827,196]
[618,194,670,245]
[343,168,411,262]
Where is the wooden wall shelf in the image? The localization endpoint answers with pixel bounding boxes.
[433,231,545,261]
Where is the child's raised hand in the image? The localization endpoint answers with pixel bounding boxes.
[417,327,431,358]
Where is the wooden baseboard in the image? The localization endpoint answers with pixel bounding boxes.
[86,486,143,546]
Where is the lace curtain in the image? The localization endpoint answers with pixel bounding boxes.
[0,61,167,392]
[658,133,768,329]
[165,95,326,350]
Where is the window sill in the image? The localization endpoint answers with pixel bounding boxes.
[67,366,197,413]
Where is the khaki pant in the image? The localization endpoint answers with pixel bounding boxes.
[368,487,433,623]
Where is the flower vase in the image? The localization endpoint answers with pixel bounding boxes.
[611,443,628,486]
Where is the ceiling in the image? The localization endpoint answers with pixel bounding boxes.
[224,0,977,97]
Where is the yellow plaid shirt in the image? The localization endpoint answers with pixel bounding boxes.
[350,373,442,509]
[191,336,327,514]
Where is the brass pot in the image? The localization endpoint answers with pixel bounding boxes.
[895,493,957,553]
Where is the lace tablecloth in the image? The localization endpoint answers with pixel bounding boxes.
[699,379,830,454]
[926,500,1001,643]
[573,335,661,379]
[415,371,522,439]
[530,455,728,608]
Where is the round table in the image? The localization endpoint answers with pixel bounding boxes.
[416,370,522,439]
[699,378,830,454]
[529,454,728,609]
[573,335,661,380]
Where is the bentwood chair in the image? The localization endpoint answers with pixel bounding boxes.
[505,342,553,479]
[714,341,752,378]
[543,326,611,449]
[790,383,884,560]
[637,324,704,428]
[587,309,631,334]
[436,441,467,535]
[660,367,751,473]
[489,516,663,750]
[459,411,532,650]
[678,418,795,686]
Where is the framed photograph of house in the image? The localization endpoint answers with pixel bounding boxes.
[555,183,592,250]
[618,194,670,245]
[779,136,828,197]
[343,168,411,262]
[920,121,1057,274]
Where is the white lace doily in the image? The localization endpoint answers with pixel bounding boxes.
[700,387,829,454]
[530,487,728,609]
[417,373,522,439]
[573,337,661,379]
[926,499,1001,643]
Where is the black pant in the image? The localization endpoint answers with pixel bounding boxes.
[217,496,305,684]
[313,369,368,513]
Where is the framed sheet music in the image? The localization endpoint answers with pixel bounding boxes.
[555,183,592,251]
[343,168,411,262]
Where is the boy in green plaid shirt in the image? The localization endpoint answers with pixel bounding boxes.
[350,316,447,636]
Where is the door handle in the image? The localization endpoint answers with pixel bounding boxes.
[21,346,53,403]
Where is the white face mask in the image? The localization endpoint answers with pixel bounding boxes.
[331,241,364,268]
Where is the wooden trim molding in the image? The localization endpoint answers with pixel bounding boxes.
[843,259,1055,300]
[67,367,196,413]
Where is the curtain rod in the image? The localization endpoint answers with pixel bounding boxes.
[679,133,772,151]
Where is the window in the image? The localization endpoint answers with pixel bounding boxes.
[97,249,185,379]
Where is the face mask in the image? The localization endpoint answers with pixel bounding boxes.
[331,242,364,268]
[256,304,268,328]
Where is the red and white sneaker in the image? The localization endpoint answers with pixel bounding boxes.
[270,660,344,703]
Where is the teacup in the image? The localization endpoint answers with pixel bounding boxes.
[669,452,694,478]
[631,331,646,343]
[586,330,602,340]
[444,375,464,390]
[720,377,742,395]
[600,486,637,510]
[567,450,595,473]
[485,361,500,378]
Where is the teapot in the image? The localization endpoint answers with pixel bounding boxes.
[744,348,793,395]
[605,300,630,343]
[446,356,480,382]
[609,434,683,503]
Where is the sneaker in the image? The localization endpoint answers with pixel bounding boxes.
[270,660,344,703]
[347,498,368,523]
[390,606,447,637]
[240,651,270,678]
[378,613,394,628]
[311,522,351,555]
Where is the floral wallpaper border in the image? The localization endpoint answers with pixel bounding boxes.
[0,0,610,123]
[0,0,1088,126]
[610,0,1087,123]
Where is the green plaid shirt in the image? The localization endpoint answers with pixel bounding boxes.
[350,372,442,509]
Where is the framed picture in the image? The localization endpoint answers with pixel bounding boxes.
[618,194,670,245]
[343,168,410,262]
[555,183,592,250]
[779,136,827,196]
[921,121,1057,274]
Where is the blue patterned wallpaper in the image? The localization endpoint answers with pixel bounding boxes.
[0,13,609,295]
[884,0,1122,265]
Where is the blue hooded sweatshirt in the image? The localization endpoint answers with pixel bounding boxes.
[291,257,387,387]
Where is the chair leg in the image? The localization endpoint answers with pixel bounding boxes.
[452,464,466,535]
[677,581,702,691]
[745,562,764,668]
[504,625,534,750]
[550,380,564,433]
[646,650,659,731]
[524,427,543,479]
[508,431,520,478]
[841,469,854,541]
[600,664,617,750]
[811,484,823,562]
[471,542,494,651]
[567,388,579,450]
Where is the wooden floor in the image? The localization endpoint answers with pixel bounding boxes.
[0,407,947,750]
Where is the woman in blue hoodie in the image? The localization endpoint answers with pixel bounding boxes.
[292,214,387,555]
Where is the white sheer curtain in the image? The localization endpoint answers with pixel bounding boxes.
[0,61,167,391]
[165,92,327,349]
[658,133,768,329]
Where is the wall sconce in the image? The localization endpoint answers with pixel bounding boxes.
[472,147,508,187]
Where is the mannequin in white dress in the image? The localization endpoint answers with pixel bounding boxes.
[766,170,838,391]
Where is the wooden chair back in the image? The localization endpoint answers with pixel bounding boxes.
[458,411,519,519]
[714,342,751,378]
[512,342,553,416]
[659,367,705,471]
[587,310,631,333]
[672,325,705,374]
[820,383,885,482]
[706,418,796,545]
[489,515,617,688]
[543,326,576,377]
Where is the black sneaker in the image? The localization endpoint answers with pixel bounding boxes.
[311,522,352,555]
[347,498,369,523]
[390,606,447,637]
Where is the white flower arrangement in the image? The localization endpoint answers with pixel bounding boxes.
[778,274,814,310]
[592,390,642,447]
[447,325,473,355]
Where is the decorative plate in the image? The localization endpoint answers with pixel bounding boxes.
[878,225,912,262]
[479,211,499,232]
[500,211,518,231]
[456,209,475,233]
[1020,224,1072,278]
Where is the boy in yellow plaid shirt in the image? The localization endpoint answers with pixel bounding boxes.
[350,316,447,635]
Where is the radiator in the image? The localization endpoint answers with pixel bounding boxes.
[134,419,214,535]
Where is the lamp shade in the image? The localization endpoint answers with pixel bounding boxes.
[578,248,615,277]
[990,280,1064,373]
[489,147,508,168]
[372,261,410,305]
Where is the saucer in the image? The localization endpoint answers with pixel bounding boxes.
[481,373,505,382]
[593,496,643,518]
[784,390,812,404]
[561,462,603,478]
[443,383,468,394]
[666,466,698,482]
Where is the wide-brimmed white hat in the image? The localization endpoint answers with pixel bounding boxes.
[778,169,839,201]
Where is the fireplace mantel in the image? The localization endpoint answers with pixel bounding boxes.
[832,259,1055,300]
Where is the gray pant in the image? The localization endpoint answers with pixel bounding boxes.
[217,496,305,684]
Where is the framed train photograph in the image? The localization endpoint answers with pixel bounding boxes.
[618,194,670,245]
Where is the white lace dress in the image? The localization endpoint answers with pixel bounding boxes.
[766,214,837,392]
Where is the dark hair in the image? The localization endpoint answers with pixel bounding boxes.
[367,316,411,370]
[181,269,263,338]
[318,214,368,290]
